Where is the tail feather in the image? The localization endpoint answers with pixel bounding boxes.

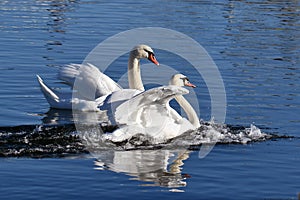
[36,75,59,103]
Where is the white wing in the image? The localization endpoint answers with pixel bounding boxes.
[104,85,199,144]
[58,63,122,99]
[115,85,189,125]
[98,89,142,124]
[104,85,194,143]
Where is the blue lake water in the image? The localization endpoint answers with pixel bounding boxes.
[0,0,299,199]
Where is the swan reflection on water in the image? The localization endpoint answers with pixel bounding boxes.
[41,109,192,189]
[92,149,191,189]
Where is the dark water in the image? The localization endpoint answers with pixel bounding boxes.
[0,0,299,199]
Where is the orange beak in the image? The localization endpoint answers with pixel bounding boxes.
[148,53,159,66]
[185,82,196,88]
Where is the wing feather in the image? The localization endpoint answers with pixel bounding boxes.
[58,63,122,99]
[115,85,189,125]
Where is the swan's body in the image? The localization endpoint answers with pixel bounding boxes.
[37,45,159,111]
[105,74,200,143]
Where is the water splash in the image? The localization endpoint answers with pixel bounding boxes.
[100,121,274,150]
[0,122,289,158]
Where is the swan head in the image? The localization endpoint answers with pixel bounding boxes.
[131,44,159,65]
[169,74,196,88]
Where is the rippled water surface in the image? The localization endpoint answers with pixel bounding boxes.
[0,0,299,199]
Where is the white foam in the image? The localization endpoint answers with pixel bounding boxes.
[80,121,272,151]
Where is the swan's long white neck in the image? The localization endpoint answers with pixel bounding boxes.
[175,95,200,128]
[128,53,144,91]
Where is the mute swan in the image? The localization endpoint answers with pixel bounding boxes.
[105,74,200,143]
[37,44,159,111]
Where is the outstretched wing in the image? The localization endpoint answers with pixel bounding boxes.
[115,85,189,125]
[58,63,122,99]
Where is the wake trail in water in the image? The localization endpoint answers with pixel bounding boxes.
[0,122,291,158]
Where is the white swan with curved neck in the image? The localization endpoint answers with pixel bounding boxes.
[105,74,200,143]
[37,44,159,111]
